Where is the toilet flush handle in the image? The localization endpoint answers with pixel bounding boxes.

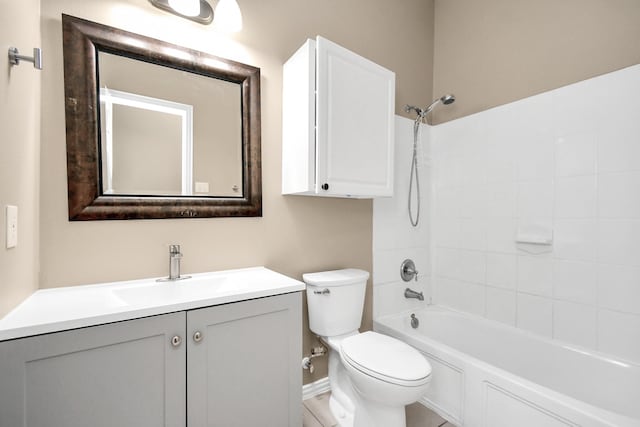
[313,288,330,295]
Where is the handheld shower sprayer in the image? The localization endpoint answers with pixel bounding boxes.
[404,94,456,123]
[405,94,456,227]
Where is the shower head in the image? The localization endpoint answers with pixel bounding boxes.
[423,94,455,115]
[440,94,455,105]
[404,94,456,122]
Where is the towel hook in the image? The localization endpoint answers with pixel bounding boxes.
[8,47,42,70]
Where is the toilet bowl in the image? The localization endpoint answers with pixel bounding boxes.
[304,269,431,427]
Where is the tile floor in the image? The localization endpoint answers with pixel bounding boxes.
[303,392,453,427]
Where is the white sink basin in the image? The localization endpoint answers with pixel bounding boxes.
[113,275,229,306]
[0,267,305,341]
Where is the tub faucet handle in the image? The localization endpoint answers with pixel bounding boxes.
[400,259,419,282]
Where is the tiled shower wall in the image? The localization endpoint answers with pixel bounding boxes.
[373,116,430,318]
[431,65,640,364]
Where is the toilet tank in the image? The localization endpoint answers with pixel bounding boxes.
[303,269,369,337]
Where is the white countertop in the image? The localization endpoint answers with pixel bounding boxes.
[0,267,305,341]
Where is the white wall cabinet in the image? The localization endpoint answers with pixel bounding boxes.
[282,36,395,198]
[0,292,302,427]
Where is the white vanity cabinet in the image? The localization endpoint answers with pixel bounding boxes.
[0,312,186,427]
[187,293,302,426]
[282,36,395,198]
[0,292,302,427]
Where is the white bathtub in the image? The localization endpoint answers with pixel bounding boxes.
[374,306,640,427]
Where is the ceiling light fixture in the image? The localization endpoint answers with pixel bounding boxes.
[168,0,200,16]
[149,0,213,25]
[213,0,243,32]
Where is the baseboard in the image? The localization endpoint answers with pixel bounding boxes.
[302,376,331,400]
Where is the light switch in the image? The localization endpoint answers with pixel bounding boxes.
[195,182,209,193]
[6,205,17,249]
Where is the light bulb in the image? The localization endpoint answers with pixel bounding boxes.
[214,0,243,32]
[168,0,201,17]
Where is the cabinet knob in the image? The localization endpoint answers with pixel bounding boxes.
[193,331,203,343]
[171,335,182,347]
[321,183,329,191]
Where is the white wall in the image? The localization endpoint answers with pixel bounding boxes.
[373,116,430,318]
[431,65,640,364]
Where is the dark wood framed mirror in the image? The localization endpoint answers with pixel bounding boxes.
[62,14,261,220]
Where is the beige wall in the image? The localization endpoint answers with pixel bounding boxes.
[432,0,640,124]
[0,0,41,317]
[38,0,435,384]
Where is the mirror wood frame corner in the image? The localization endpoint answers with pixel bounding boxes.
[62,14,261,220]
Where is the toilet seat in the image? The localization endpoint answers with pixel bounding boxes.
[340,331,431,387]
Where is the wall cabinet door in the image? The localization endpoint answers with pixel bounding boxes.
[186,292,302,427]
[315,37,395,198]
[282,36,395,198]
[0,312,186,427]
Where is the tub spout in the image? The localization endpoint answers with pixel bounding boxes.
[405,288,424,301]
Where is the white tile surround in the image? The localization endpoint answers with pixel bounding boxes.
[428,65,640,364]
[374,65,640,365]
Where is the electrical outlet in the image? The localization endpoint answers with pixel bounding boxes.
[6,205,17,249]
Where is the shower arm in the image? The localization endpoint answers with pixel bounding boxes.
[421,98,443,118]
[404,99,440,124]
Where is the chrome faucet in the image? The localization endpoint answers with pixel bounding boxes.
[404,288,424,301]
[158,244,190,282]
[169,245,182,280]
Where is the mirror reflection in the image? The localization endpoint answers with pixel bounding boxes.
[98,51,243,198]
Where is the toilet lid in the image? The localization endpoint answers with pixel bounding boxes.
[340,331,431,386]
[303,269,369,287]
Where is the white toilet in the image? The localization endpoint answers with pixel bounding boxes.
[304,268,431,427]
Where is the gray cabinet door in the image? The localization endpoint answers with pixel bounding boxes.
[0,312,186,427]
[187,292,302,427]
